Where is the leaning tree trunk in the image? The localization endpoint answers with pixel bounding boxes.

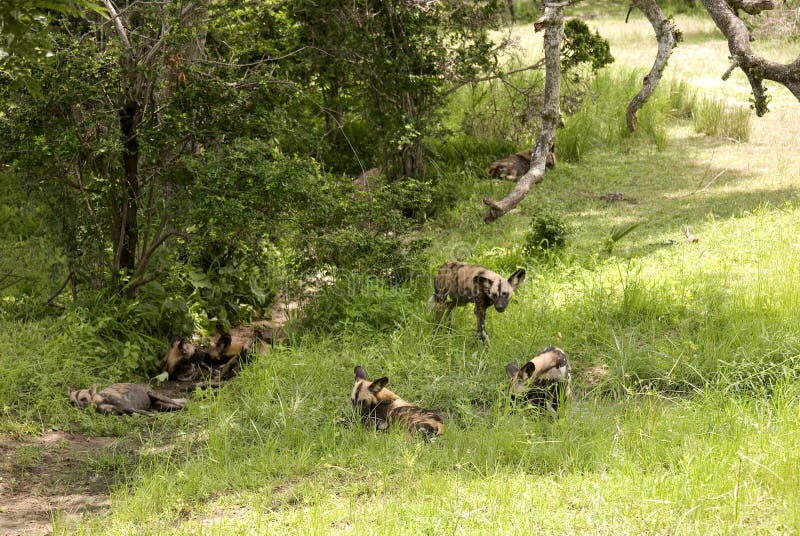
[626,0,680,132]
[483,3,565,223]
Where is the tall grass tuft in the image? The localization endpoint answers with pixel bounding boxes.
[692,97,751,141]
[557,69,697,162]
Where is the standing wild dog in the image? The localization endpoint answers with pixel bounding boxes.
[506,346,571,414]
[351,366,443,437]
[68,383,186,416]
[429,262,526,344]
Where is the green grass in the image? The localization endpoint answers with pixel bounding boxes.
[4,6,800,535]
[693,97,752,141]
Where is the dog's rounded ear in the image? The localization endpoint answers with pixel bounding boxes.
[505,363,520,378]
[218,333,232,349]
[67,388,77,404]
[369,377,388,393]
[170,335,182,347]
[508,268,526,288]
[354,366,368,381]
[88,384,98,397]
[474,274,492,291]
[520,361,536,378]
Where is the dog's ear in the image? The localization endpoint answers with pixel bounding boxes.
[218,333,232,349]
[369,377,388,393]
[67,388,78,404]
[505,363,520,378]
[474,274,493,292]
[508,269,526,289]
[354,366,368,381]
[520,361,536,379]
[88,384,98,398]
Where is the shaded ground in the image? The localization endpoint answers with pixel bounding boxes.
[0,432,129,536]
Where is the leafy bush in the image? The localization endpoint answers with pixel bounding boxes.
[524,211,571,256]
[301,273,418,335]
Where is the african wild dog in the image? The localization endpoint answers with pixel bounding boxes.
[485,146,555,181]
[163,336,207,381]
[351,366,443,437]
[429,262,526,344]
[68,383,186,416]
[506,346,571,414]
[206,331,251,379]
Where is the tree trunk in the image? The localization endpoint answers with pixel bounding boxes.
[626,0,679,132]
[483,4,564,223]
[115,101,140,277]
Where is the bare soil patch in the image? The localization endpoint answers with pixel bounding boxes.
[0,431,128,536]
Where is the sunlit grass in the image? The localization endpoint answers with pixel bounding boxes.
[6,4,800,535]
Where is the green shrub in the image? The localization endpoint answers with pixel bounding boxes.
[523,211,570,256]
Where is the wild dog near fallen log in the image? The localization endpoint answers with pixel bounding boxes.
[429,261,526,344]
[68,383,186,416]
[506,346,571,414]
[485,146,555,181]
[351,366,443,437]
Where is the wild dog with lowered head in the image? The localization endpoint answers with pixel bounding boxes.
[429,262,526,344]
[351,366,443,437]
[68,383,186,416]
[206,331,251,379]
[506,346,571,414]
[485,146,556,181]
[163,336,208,381]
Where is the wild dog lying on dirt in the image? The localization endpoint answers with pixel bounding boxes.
[163,336,208,381]
[429,262,526,344]
[485,147,555,181]
[506,346,571,414]
[206,332,252,379]
[351,366,443,437]
[68,383,186,416]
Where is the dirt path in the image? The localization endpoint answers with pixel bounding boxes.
[0,431,126,536]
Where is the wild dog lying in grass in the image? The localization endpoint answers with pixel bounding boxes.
[163,336,208,381]
[485,147,555,181]
[68,383,186,416]
[506,346,571,414]
[351,366,443,437]
[429,261,526,344]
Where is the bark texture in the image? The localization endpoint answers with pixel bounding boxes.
[626,0,679,132]
[701,0,800,115]
[483,4,564,223]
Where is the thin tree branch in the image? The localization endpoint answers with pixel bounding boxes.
[102,0,130,49]
[700,0,800,115]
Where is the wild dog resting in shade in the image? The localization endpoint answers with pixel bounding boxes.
[506,346,571,414]
[485,146,556,181]
[429,262,526,344]
[163,336,208,381]
[68,383,186,416]
[351,366,443,437]
[206,331,252,379]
